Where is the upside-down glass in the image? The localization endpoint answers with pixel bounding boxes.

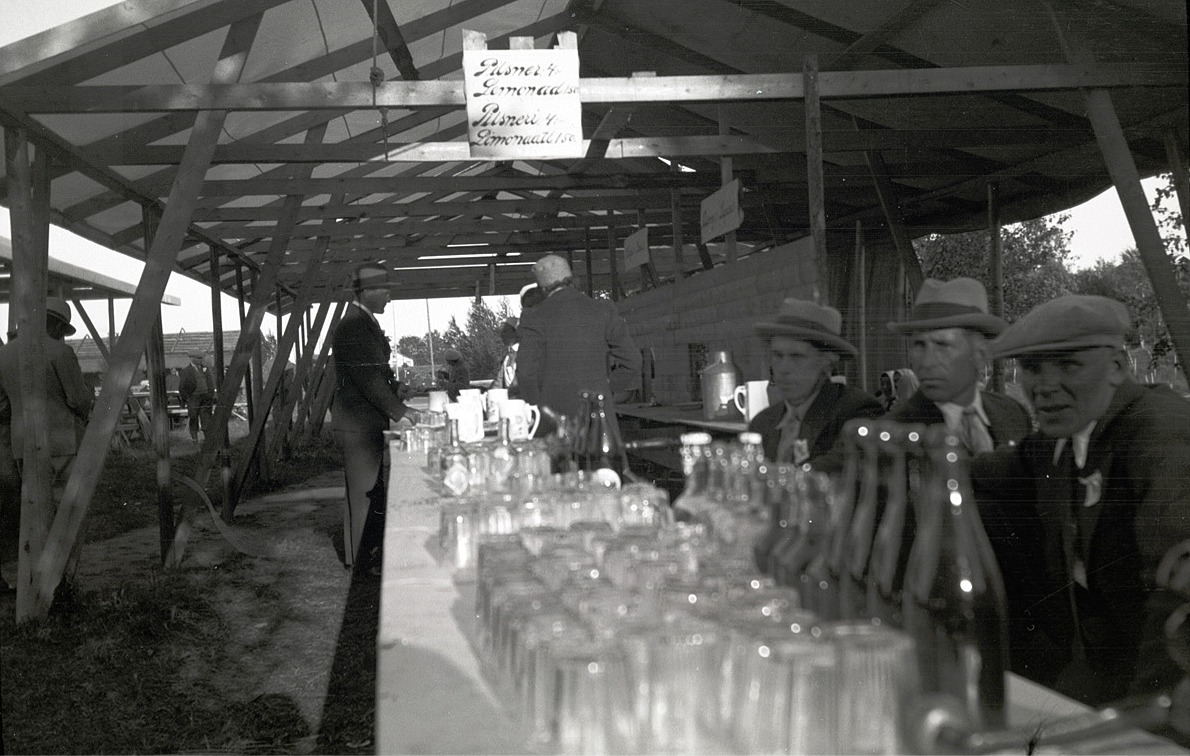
[827,620,918,755]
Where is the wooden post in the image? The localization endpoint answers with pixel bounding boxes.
[857,117,925,294]
[639,207,659,289]
[607,212,620,300]
[275,299,331,456]
[855,221,868,392]
[207,244,232,513]
[6,128,53,620]
[1046,3,1190,384]
[147,314,172,564]
[988,181,1004,393]
[670,160,686,279]
[584,227,594,297]
[107,298,115,350]
[804,54,826,304]
[235,260,254,427]
[290,299,343,448]
[718,107,738,264]
[1163,131,1190,242]
[34,103,228,612]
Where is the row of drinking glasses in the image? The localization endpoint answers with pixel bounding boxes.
[472,521,920,755]
[439,481,672,574]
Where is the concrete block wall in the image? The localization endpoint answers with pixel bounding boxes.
[617,237,819,405]
[616,230,911,405]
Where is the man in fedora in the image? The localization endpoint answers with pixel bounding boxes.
[331,263,420,573]
[749,297,882,467]
[887,277,1031,453]
[0,297,93,589]
[177,350,216,441]
[971,294,1190,705]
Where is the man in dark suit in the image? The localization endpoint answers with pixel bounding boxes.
[747,297,883,468]
[331,264,420,572]
[0,297,93,585]
[516,254,640,422]
[972,295,1190,706]
[886,277,1032,450]
[177,350,216,441]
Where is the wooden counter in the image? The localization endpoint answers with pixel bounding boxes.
[378,452,1185,755]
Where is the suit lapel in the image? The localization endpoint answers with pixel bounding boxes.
[799,382,839,453]
[1074,382,1140,564]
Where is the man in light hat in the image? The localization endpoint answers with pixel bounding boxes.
[971,294,1190,706]
[0,297,93,590]
[331,263,420,573]
[749,297,882,466]
[492,317,521,394]
[177,350,216,441]
[516,254,640,422]
[887,277,1031,453]
[436,347,471,401]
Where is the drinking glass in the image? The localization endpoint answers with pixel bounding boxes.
[826,620,918,755]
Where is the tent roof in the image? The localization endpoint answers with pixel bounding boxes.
[0,235,182,305]
[0,0,1185,312]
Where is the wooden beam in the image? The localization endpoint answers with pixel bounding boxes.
[273,298,330,457]
[859,125,925,294]
[6,128,53,621]
[358,0,420,81]
[1047,2,1190,385]
[988,181,1004,393]
[70,299,153,443]
[1163,131,1190,243]
[804,55,826,304]
[146,313,173,564]
[718,107,737,264]
[290,299,344,449]
[670,159,687,279]
[171,123,328,546]
[5,64,1180,112]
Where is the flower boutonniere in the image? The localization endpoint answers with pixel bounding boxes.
[1077,470,1103,508]
[793,439,810,465]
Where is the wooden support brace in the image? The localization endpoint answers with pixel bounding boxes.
[804,55,827,304]
[288,299,340,449]
[71,300,153,440]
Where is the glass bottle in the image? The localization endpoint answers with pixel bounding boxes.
[672,432,713,522]
[775,468,835,616]
[488,417,515,493]
[866,423,924,628]
[441,418,471,496]
[583,393,632,488]
[840,420,884,620]
[819,419,868,617]
[571,391,593,471]
[753,463,796,574]
[902,427,1010,730]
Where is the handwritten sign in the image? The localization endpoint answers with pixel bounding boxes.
[624,227,650,269]
[463,46,583,160]
[700,179,743,243]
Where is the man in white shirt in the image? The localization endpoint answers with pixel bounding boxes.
[972,294,1190,706]
[886,277,1031,451]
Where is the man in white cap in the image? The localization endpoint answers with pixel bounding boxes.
[887,277,1031,453]
[749,297,882,466]
[972,294,1190,706]
[331,263,420,573]
[177,350,216,441]
[516,254,640,422]
[0,297,93,589]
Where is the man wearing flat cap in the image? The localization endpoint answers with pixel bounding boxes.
[331,263,420,572]
[749,298,882,467]
[0,297,93,588]
[887,277,1031,453]
[970,294,1190,706]
[178,350,216,442]
[516,254,640,422]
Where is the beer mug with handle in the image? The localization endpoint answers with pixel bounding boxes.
[733,380,771,422]
[500,399,541,441]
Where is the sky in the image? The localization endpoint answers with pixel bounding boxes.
[0,0,1184,354]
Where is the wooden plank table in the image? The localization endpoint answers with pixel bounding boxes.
[377,451,1186,755]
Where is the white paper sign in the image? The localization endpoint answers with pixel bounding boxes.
[700,178,743,243]
[463,47,583,160]
[624,227,650,269]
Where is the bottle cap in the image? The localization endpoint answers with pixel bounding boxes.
[738,432,763,445]
[680,432,713,445]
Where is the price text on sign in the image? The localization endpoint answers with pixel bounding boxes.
[624,227,650,269]
[700,178,743,244]
[463,49,583,160]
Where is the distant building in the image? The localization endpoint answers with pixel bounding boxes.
[66,330,241,386]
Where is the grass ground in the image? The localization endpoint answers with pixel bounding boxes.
[0,423,373,754]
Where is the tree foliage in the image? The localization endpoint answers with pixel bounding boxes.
[391,298,513,379]
[912,216,1075,321]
